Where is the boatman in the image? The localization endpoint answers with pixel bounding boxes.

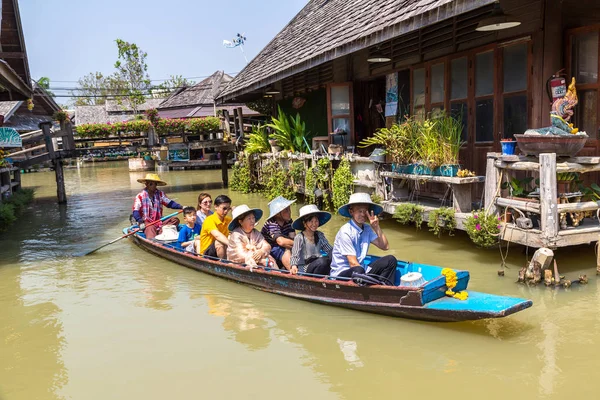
[330,193,397,283]
[132,173,183,239]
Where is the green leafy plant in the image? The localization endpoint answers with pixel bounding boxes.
[428,207,456,237]
[261,160,296,201]
[244,124,271,155]
[371,194,383,204]
[464,210,501,248]
[53,109,69,123]
[358,122,416,164]
[230,161,252,193]
[393,203,424,229]
[266,106,310,153]
[0,188,35,231]
[332,158,354,210]
[501,177,537,197]
[289,161,305,188]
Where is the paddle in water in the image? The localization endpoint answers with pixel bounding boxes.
[76,210,183,256]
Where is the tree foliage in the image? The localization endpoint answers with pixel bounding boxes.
[153,75,195,97]
[70,72,126,106]
[113,39,151,113]
[36,77,55,97]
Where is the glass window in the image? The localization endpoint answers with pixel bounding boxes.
[431,63,445,104]
[451,57,468,100]
[476,51,494,97]
[413,68,425,107]
[451,102,468,142]
[331,86,350,116]
[571,32,599,84]
[476,99,494,141]
[576,90,598,139]
[504,43,528,93]
[413,107,426,121]
[503,95,528,139]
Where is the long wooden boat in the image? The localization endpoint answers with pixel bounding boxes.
[126,228,532,322]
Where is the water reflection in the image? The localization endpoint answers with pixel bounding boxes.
[0,265,67,400]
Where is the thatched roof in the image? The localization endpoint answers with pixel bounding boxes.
[105,98,165,113]
[218,0,494,101]
[159,71,233,109]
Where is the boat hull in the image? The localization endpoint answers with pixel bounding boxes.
[128,233,532,322]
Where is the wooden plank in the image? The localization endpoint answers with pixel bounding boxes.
[379,171,484,184]
[499,224,546,248]
[557,201,600,212]
[484,154,500,214]
[539,153,558,240]
[496,197,540,213]
[8,144,46,157]
[558,225,600,236]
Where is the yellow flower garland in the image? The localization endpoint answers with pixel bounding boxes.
[441,268,468,300]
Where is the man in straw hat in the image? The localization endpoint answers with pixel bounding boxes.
[330,193,397,283]
[132,173,183,239]
[261,196,297,270]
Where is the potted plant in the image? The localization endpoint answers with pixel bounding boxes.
[500,138,517,155]
[464,210,501,248]
[432,113,464,177]
[359,122,415,171]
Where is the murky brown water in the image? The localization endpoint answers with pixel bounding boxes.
[1,161,599,399]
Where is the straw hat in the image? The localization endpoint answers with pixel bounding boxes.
[137,173,167,186]
[292,204,331,231]
[338,193,383,218]
[154,225,178,241]
[228,204,263,231]
[267,196,296,219]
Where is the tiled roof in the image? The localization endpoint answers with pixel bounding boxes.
[218,0,494,100]
[157,104,260,119]
[159,71,233,109]
[3,113,53,132]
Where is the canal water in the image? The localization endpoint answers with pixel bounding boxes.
[1,162,599,399]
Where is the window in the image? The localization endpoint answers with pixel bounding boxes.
[568,27,600,139]
[475,51,494,141]
[412,68,426,118]
[501,43,529,139]
[450,57,468,141]
[327,83,354,147]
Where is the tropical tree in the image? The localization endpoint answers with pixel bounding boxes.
[153,75,195,96]
[36,76,55,97]
[113,39,151,114]
[70,72,126,106]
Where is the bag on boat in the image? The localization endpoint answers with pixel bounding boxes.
[351,272,394,286]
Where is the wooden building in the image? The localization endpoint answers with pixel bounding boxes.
[157,70,258,120]
[217,0,600,176]
[0,81,61,132]
[0,0,32,101]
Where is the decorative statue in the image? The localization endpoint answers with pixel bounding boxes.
[525,78,586,136]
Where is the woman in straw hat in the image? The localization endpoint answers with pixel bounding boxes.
[226,204,276,269]
[132,173,183,239]
[260,196,297,270]
[289,205,333,275]
[330,193,397,283]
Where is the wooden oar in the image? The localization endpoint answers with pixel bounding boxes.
[77,210,183,256]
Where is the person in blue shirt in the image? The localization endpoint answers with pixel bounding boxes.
[179,206,201,252]
[330,193,397,283]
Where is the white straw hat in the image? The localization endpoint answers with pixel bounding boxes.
[154,225,179,241]
[292,204,331,231]
[267,196,296,219]
[228,204,263,231]
[338,193,383,218]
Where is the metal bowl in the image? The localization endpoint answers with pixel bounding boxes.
[514,134,588,157]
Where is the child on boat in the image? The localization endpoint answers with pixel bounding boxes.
[226,204,276,269]
[178,206,202,252]
[198,195,232,259]
[196,192,214,225]
[290,205,333,275]
[260,196,296,270]
[330,193,397,284]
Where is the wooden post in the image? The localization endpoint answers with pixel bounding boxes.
[236,107,244,138]
[452,185,472,213]
[232,108,241,137]
[222,110,231,139]
[40,121,55,159]
[539,153,558,244]
[484,153,500,215]
[61,120,76,151]
[12,168,21,192]
[55,159,67,204]
[221,151,229,187]
[147,126,157,147]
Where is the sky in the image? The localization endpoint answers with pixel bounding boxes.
[19,0,307,100]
